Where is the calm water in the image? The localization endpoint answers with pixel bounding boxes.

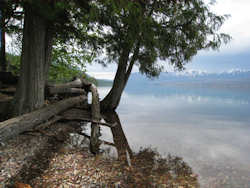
[97,81,250,188]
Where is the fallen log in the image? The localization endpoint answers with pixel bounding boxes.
[46,78,83,89]
[48,87,86,95]
[34,115,63,131]
[45,77,91,96]
[0,95,86,143]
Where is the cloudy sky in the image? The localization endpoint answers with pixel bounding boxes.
[87,0,250,79]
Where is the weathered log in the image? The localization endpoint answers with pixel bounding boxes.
[48,87,86,95]
[89,84,101,154]
[34,115,62,131]
[46,77,92,96]
[46,77,91,90]
[47,78,83,89]
[0,95,86,143]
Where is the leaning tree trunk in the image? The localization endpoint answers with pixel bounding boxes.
[100,48,130,111]
[100,40,140,112]
[13,6,53,116]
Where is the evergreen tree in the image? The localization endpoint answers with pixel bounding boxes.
[87,0,231,110]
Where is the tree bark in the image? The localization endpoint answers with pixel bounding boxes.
[44,26,54,83]
[100,48,130,111]
[13,5,53,116]
[89,84,101,154]
[100,43,140,111]
[47,78,84,88]
[48,87,86,95]
[46,78,88,96]
[0,95,86,143]
[0,9,6,72]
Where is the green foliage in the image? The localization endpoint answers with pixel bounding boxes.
[89,0,231,78]
[48,39,95,83]
[4,0,231,83]
[6,53,20,76]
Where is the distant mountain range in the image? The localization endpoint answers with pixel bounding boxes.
[95,70,250,101]
[124,70,250,101]
[129,69,250,83]
[95,69,250,87]
[96,79,113,87]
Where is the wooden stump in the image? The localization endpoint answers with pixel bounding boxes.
[89,84,101,154]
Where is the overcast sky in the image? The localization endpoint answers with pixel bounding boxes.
[87,0,250,79]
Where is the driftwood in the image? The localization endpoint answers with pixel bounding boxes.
[0,95,86,143]
[89,84,102,154]
[90,84,101,154]
[46,78,84,88]
[34,115,63,131]
[48,87,86,95]
[46,78,91,96]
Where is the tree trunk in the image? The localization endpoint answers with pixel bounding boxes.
[44,26,54,83]
[0,9,6,72]
[100,43,139,111]
[100,48,130,111]
[13,6,53,116]
[0,95,86,143]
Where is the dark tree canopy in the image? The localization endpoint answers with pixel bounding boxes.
[85,0,231,110]
[90,0,230,77]
[1,0,231,112]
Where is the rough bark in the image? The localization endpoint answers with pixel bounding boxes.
[44,26,54,83]
[0,10,6,72]
[48,87,86,95]
[101,43,140,111]
[89,84,101,154]
[47,78,84,89]
[13,5,53,116]
[0,95,86,143]
[46,78,89,96]
[100,48,130,111]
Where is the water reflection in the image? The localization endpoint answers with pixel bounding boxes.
[98,86,250,188]
[101,111,199,187]
[102,111,133,161]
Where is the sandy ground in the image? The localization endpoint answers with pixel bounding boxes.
[0,121,199,188]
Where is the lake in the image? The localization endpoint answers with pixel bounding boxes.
[97,78,250,188]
